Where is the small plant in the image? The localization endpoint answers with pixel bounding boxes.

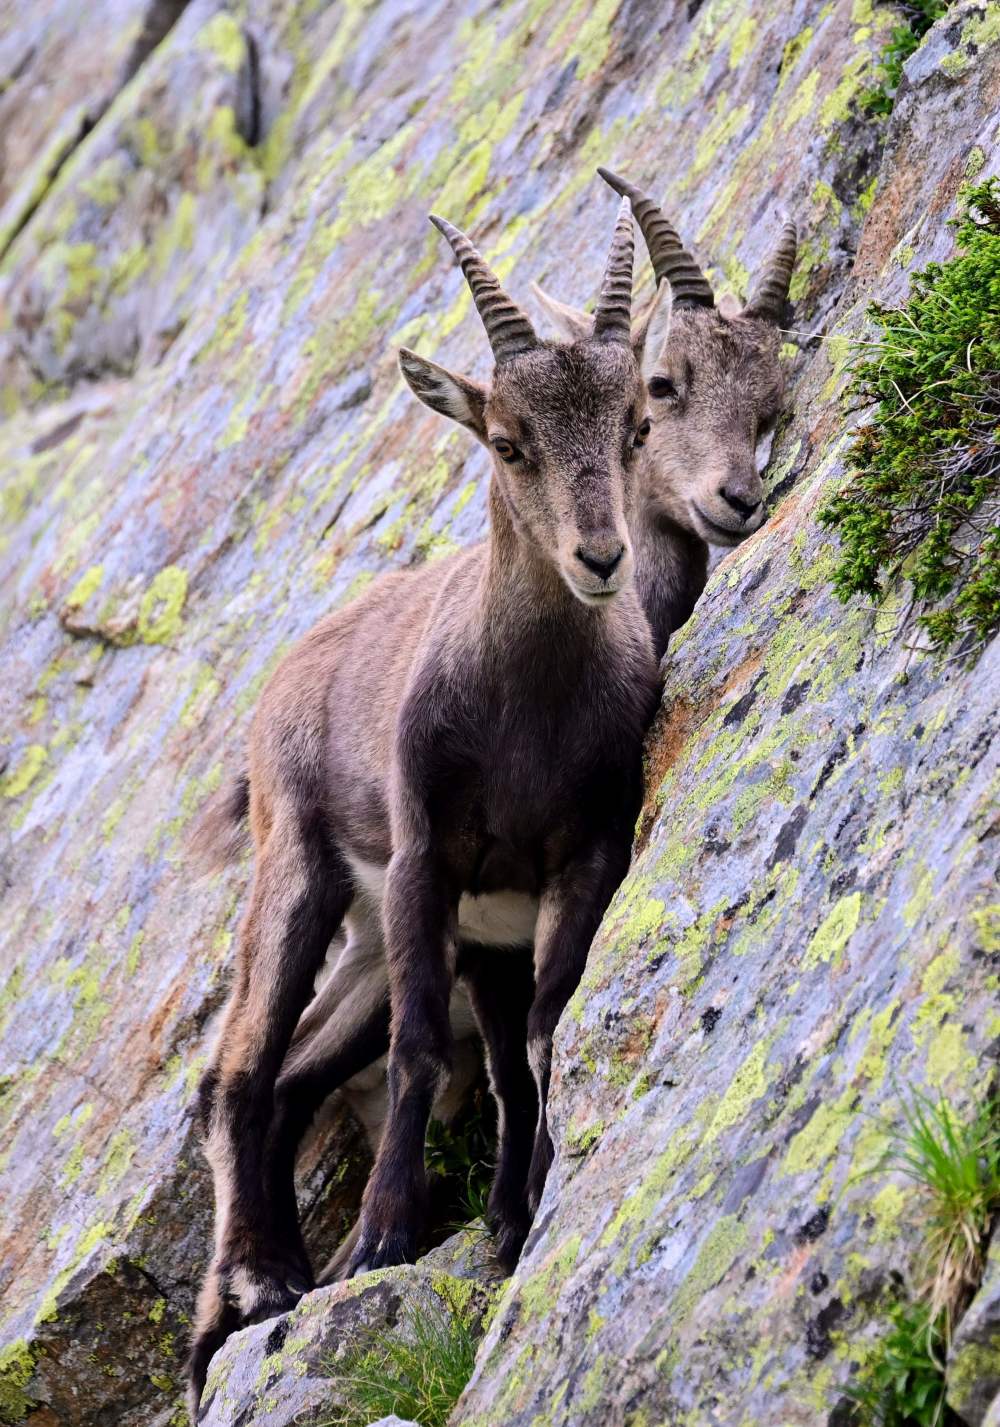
[862,1,953,116]
[322,1289,480,1427]
[845,1299,949,1427]
[425,1088,495,1230]
[820,179,1000,657]
[843,1090,1000,1425]
[878,1089,1000,1332]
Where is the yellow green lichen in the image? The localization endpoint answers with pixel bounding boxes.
[803,892,862,969]
[138,566,188,645]
[2,744,47,799]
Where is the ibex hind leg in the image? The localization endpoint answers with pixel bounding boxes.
[460,946,537,1272]
[189,806,351,1414]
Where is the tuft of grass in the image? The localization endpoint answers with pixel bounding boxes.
[321,1289,480,1427]
[820,179,1000,658]
[862,1,953,116]
[844,1090,1000,1425]
[878,1089,1000,1331]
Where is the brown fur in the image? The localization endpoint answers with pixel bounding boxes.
[188,204,666,1418]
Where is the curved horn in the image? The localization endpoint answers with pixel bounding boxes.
[597,166,714,309]
[592,197,635,344]
[429,214,537,364]
[743,218,798,324]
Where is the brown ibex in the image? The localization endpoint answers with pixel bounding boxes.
[189,197,670,1414]
[189,172,799,1358]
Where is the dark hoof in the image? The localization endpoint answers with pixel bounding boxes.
[346,1226,417,1278]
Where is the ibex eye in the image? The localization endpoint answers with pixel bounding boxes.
[633,418,651,448]
[648,375,678,401]
[492,438,521,463]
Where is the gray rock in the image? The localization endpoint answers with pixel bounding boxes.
[949,1237,1000,1427]
[198,1267,497,1427]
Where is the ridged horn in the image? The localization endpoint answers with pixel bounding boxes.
[597,166,714,309]
[429,214,538,364]
[592,197,635,344]
[743,218,798,324]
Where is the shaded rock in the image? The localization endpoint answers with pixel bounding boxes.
[949,1237,1000,1427]
[198,1267,497,1427]
[419,1222,506,1287]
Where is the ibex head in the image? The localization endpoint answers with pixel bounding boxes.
[400,201,668,605]
[533,168,797,550]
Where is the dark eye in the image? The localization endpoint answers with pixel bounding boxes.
[492,438,521,463]
[633,417,651,448]
[648,375,678,401]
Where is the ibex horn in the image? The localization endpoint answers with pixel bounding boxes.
[429,215,538,364]
[592,197,635,344]
[597,166,715,309]
[743,219,798,324]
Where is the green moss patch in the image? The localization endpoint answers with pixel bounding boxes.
[820,180,1000,656]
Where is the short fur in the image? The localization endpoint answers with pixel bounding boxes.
[188,204,665,1417]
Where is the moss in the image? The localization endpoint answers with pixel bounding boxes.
[138,566,188,644]
[947,1337,1000,1414]
[0,1340,37,1424]
[819,179,1000,656]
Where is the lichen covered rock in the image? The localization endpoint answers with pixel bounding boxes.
[198,1266,496,1427]
[1,0,999,1423]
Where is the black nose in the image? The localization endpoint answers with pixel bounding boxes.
[720,486,762,521]
[576,545,625,581]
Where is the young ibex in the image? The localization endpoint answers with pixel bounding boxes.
[190,171,799,1338]
[189,197,670,1413]
[534,166,798,657]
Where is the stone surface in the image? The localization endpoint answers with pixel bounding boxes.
[198,1267,496,1427]
[949,1238,1000,1427]
[1,0,999,1424]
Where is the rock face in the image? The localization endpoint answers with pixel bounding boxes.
[1,0,998,1425]
[199,1260,496,1427]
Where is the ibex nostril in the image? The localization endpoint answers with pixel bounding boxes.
[576,545,625,581]
[720,487,762,521]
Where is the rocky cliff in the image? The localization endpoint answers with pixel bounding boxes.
[1,1,998,1425]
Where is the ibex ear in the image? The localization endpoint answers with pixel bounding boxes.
[636,279,673,376]
[529,282,594,342]
[717,292,742,320]
[399,348,488,440]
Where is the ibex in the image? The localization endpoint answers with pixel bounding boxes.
[189,197,671,1415]
[188,174,799,1384]
[262,169,799,1258]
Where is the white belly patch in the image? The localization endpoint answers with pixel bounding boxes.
[345,853,537,949]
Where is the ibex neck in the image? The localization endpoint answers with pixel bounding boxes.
[481,480,581,627]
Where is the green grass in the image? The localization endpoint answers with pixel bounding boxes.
[844,1090,1000,1425]
[862,1,953,116]
[879,1089,1000,1329]
[820,179,1000,657]
[321,1289,480,1427]
[846,1300,951,1426]
[425,1089,495,1230]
